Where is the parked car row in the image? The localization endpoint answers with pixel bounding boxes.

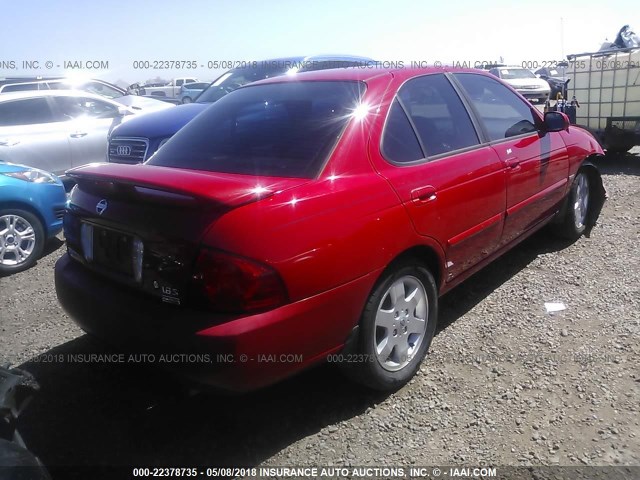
[0,76,173,112]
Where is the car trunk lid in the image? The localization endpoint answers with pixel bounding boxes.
[64,163,307,307]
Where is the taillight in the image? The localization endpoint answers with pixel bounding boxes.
[192,249,288,313]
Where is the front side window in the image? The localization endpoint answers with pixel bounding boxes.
[149,81,365,178]
[454,73,538,141]
[0,98,55,126]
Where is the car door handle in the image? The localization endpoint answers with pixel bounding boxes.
[70,132,88,138]
[411,185,437,203]
[0,138,19,146]
[505,158,521,169]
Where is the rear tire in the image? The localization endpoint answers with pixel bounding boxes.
[554,171,591,240]
[341,260,438,391]
[182,96,192,104]
[0,209,45,275]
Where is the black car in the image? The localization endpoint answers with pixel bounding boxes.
[535,66,570,100]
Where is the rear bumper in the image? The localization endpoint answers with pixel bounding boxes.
[55,253,378,391]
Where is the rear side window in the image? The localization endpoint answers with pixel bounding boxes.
[149,81,365,178]
[454,73,538,141]
[0,98,55,126]
[398,74,479,156]
[381,99,424,163]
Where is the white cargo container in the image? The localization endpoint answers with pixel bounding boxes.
[567,47,640,152]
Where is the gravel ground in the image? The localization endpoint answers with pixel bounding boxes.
[1,150,638,477]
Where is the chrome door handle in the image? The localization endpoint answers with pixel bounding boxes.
[70,132,88,138]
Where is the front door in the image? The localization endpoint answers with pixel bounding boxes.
[452,73,569,247]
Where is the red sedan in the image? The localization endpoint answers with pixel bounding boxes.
[55,67,604,392]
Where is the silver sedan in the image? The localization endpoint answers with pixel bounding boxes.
[0,90,173,177]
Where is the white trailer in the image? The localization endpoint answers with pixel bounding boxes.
[567,47,640,152]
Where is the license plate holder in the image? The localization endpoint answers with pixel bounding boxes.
[90,225,135,278]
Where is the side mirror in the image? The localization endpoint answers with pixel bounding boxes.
[117,106,130,116]
[544,111,570,132]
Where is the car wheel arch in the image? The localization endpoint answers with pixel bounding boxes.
[0,200,48,234]
[553,155,606,235]
[340,244,443,354]
[387,245,443,291]
[577,156,606,234]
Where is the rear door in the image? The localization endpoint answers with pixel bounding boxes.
[452,73,568,247]
[372,73,506,281]
[0,96,71,175]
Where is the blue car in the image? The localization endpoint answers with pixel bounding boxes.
[179,82,210,104]
[0,162,66,274]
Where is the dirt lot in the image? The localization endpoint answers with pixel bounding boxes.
[1,150,639,477]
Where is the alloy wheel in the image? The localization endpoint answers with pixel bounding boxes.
[574,173,590,229]
[0,214,37,266]
[374,275,428,372]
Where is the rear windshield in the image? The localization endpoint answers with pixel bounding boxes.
[148,81,366,178]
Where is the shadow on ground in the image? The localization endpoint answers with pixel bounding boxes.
[42,237,65,259]
[15,226,581,479]
[18,338,384,478]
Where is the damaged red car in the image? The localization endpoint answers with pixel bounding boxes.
[55,67,605,392]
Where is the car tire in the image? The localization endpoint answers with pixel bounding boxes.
[0,209,45,275]
[555,171,591,240]
[341,260,438,391]
[182,97,192,104]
